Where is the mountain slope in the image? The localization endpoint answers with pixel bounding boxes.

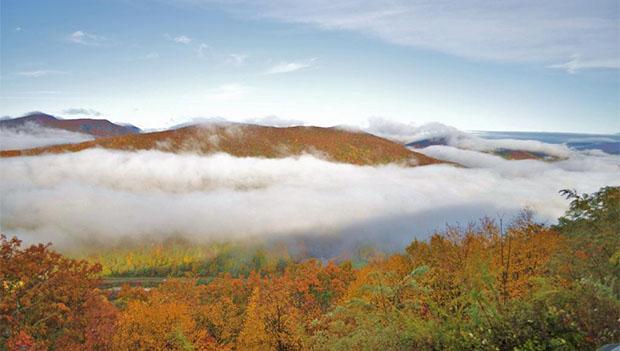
[0,123,444,166]
[0,112,140,138]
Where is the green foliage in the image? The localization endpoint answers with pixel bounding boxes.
[439,299,587,350]
[535,278,620,347]
[83,240,295,279]
[309,299,436,351]
[555,186,620,293]
[308,262,436,350]
[167,329,196,351]
[558,186,620,226]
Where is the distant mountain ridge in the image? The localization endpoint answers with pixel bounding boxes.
[406,137,450,149]
[0,123,444,166]
[0,112,140,137]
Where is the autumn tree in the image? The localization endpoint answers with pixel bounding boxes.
[284,260,355,325]
[0,235,115,350]
[112,298,200,351]
[237,279,305,351]
[194,274,249,348]
[491,212,563,301]
[2,186,617,350]
[309,258,435,350]
[236,287,269,350]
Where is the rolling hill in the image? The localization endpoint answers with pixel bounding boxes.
[0,123,444,166]
[0,112,140,138]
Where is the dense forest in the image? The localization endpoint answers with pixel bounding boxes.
[1,187,618,350]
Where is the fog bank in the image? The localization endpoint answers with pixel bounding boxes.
[1,148,617,251]
[0,124,94,151]
[366,118,574,157]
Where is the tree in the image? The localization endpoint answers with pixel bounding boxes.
[236,287,269,350]
[0,235,114,350]
[492,213,563,301]
[112,297,210,351]
[309,262,435,351]
[237,280,305,351]
[555,186,620,288]
[196,274,248,347]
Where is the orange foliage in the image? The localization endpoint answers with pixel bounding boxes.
[492,218,562,300]
[1,211,576,350]
[0,235,115,350]
[285,260,355,323]
[112,299,206,350]
[237,281,305,351]
[0,124,443,166]
[405,215,564,311]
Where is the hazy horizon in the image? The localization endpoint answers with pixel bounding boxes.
[2,110,620,136]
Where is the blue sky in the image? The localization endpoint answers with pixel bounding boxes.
[1,0,618,133]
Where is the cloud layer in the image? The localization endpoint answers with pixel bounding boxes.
[62,108,102,117]
[0,123,94,151]
[366,118,573,158]
[17,70,67,78]
[206,0,619,71]
[68,30,107,46]
[1,147,617,251]
[264,58,317,74]
[173,35,192,44]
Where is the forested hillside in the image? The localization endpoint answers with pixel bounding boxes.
[0,124,442,167]
[1,187,618,350]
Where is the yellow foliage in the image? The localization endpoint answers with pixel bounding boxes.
[112,299,202,351]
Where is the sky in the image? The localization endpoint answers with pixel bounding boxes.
[1,0,619,133]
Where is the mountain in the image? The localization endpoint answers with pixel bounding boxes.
[491,149,557,161]
[0,112,140,137]
[406,137,450,149]
[0,123,444,166]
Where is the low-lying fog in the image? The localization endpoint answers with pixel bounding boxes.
[1,144,618,252]
[0,123,94,151]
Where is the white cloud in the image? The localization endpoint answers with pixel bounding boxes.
[169,117,231,129]
[0,123,94,151]
[367,119,572,158]
[173,35,192,44]
[227,53,248,65]
[416,145,619,176]
[549,54,620,74]
[365,117,419,143]
[17,70,67,78]
[264,58,317,74]
[168,116,303,129]
[68,30,107,46]
[410,123,573,158]
[9,91,66,95]
[0,149,617,250]
[200,0,619,71]
[244,115,305,127]
[62,108,102,117]
[205,83,250,100]
[196,43,210,57]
